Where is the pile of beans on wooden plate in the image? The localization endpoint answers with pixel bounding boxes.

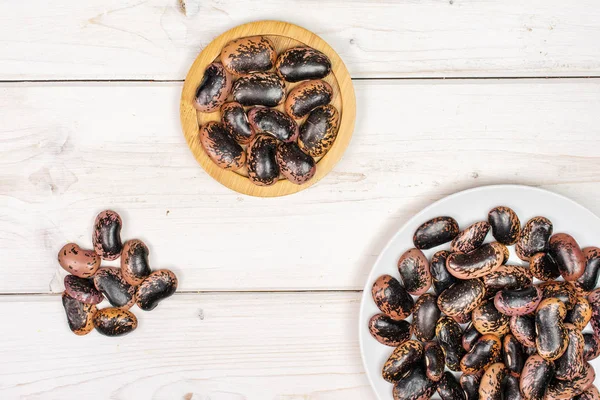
[369,206,600,400]
[58,210,178,337]
[194,35,339,186]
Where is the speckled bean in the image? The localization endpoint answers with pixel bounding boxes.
[451,221,490,253]
[479,362,506,400]
[411,293,441,341]
[397,248,432,295]
[368,314,411,347]
[446,243,503,279]
[430,250,457,295]
[535,298,569,361]
[494,286,543,316]
[472,300,510,336]
[382,340,424,383]
[516,217,553,261]
[413,217,460,250]
[519,354,555,400]
[555,323,585,380]
[437,279,486,317]
[488,206,520,245]
[371,275,414,320]
[460,334,502,374]
[549,233,586,281]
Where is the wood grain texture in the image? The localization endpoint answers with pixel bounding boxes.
[0,292,375,399]
[1,79,600,293]
[1,0,600,80]
[181,21,356,196]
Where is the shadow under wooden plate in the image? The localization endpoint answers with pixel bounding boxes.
[180,20,356,197]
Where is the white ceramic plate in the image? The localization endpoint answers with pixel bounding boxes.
[359,184,600,400]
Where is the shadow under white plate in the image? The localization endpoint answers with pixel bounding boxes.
[359,184,600,400]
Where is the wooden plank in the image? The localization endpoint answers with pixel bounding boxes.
[1,0,600,79]
[1,79,600,293]
[0,292,375,399]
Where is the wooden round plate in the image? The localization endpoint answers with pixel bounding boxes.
[180,20,356,197]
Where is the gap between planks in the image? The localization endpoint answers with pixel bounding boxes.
[2,75,600,84]
[0,289,364,297]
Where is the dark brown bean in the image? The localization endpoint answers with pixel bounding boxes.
[220,36,276,75]
[93,267,136,310]
[64,275,103,305]
[482,264,532,295]
[120,239,151,286]
[463,322,482,352]
[446,243,503,279]
[437,371,465,400]
[540,281,578,309]
[58,243,101,278]
[516,216,553,261]
[520,354,555,400]
[504,375,524,400]
[246,134,280,186]
[92,210,123,261]
[275,141,316,185]
[371,275,414,320]
[436,316,466,371]
[546,362,595,399]
[461,372,482,400]
[430,250,457,295]
[472,300,510,336]
[575,386,600,400]
[566,297,593,330]
[275,46,332,82]
[488,206,521,245]
[549,233,586,281]
[298,104,339,158]
[398,248,432,295]
[62,292,96,335]
[529,252,560,281]
[479,362,506,400]
[221,102,255,144]
[424,341,445,382]
[392,365,438,400]
[588,288,600,337]
[285,80,333,119]
[573,247,600,295]
[368,314,411,347]
[583,332,600,361]
[247,107,299,143]
[193,62,232,112]
[411,293,441,341]
[413,217,460,250]
[136,269,178,311]
[536,298,569,361]
[199,121,246,170]
[494,286,543,316]
[93,307,137,337]
[451,221,490,253]
[438,279,486,317]
[232,72,285,107]
[555,323,585,380]
[382,340,424,383]
[510,314,536,348]
[461,334,502,374]
[503,334,525,377]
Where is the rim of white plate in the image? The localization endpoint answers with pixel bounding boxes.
[358,184,600,400]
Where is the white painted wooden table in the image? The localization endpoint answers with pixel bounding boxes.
[1,1,600,399]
